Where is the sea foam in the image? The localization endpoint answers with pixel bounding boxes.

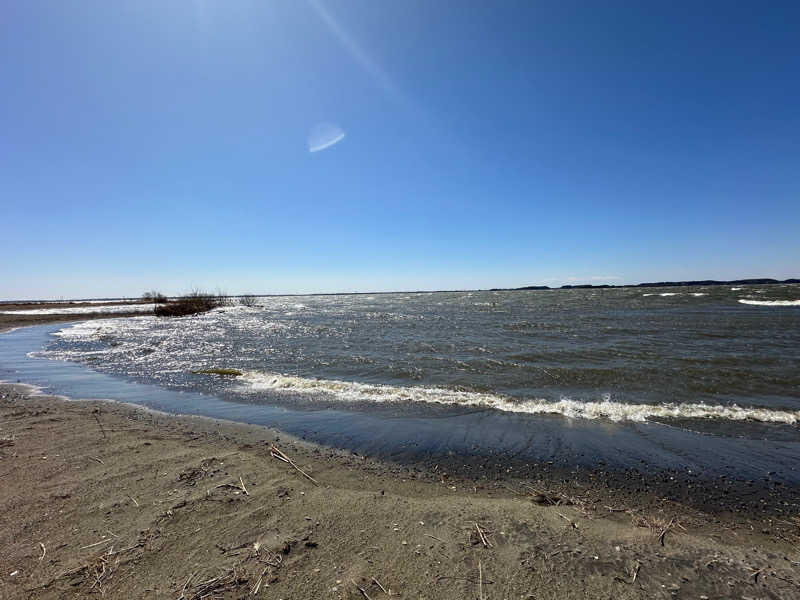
[738,299,800,307]
[236,372,800,424]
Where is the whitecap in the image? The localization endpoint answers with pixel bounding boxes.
[236,372,800,424]
[738,299,800,307]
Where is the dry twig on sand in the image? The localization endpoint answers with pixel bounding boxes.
[372,577,389,595]
[93,409,107,440]
[178,572,195,600]
[659,517,676,546]
[352,578,373,600]
[38,542,46,561]
[556,511,578,529]
[474,522,492,548]
[270,444,319,486]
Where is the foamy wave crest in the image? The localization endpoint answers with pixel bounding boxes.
[738,299,800,307]
[236,372,800,424]
[643,293,680,297]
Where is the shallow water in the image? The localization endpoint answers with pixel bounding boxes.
[2,285,800,483]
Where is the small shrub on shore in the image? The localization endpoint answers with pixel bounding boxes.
[154,291,226,317]
[239,295,258,307]
[142,290,168,303]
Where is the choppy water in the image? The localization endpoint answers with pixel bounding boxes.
[2,284,800,483]
[31,285,800,423]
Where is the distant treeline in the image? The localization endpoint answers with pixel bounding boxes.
[491,278,800,292]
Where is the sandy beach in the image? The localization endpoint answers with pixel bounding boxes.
[1,384,800,599]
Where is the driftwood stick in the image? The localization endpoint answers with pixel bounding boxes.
[659,517,676,546]
[89,456,104,465]
[372,577,389,595]
[474,522,492,547]
[556,512,578,529]
[270,445,319,486]
[178,572,194,600]
[352,579,373,600]
[238,476,249,496]
[39,542,46,561]
[93,410,107,440]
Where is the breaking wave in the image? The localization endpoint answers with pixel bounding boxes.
[738,299,800,307]
[237,372,800,424]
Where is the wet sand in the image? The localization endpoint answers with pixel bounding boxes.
[2,383,800,599]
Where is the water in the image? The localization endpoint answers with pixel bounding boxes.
[2,285,800,482]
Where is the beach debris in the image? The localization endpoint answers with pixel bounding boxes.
[352,578,374,600]
[614,561,641,585]
[270,444,319,486]
[372,577,390,595]
[128,495,139,507]
[88,455,104,465]
[183,569,245,599]
[658,517,676,546]
[38,542,46,561]
[556,511,578,529]
[0,435,15,447]
[92,408,107,440]
[212,480,250,497]
[80,538,113,550]
[178,572,195,600]
[478,561,484,600]
[474,522,493,548]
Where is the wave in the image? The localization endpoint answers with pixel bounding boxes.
[236,372,800,424]
[643,293,679,297]
[738,299,800,307]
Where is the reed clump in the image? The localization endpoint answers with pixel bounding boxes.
[154,291,226,317]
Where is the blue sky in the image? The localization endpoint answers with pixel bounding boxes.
[1,1,798,299]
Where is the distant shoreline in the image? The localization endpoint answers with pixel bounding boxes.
[501,277,800,291]
[2,277,798,304]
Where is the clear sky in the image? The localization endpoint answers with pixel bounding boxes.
[1,1,798,299]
